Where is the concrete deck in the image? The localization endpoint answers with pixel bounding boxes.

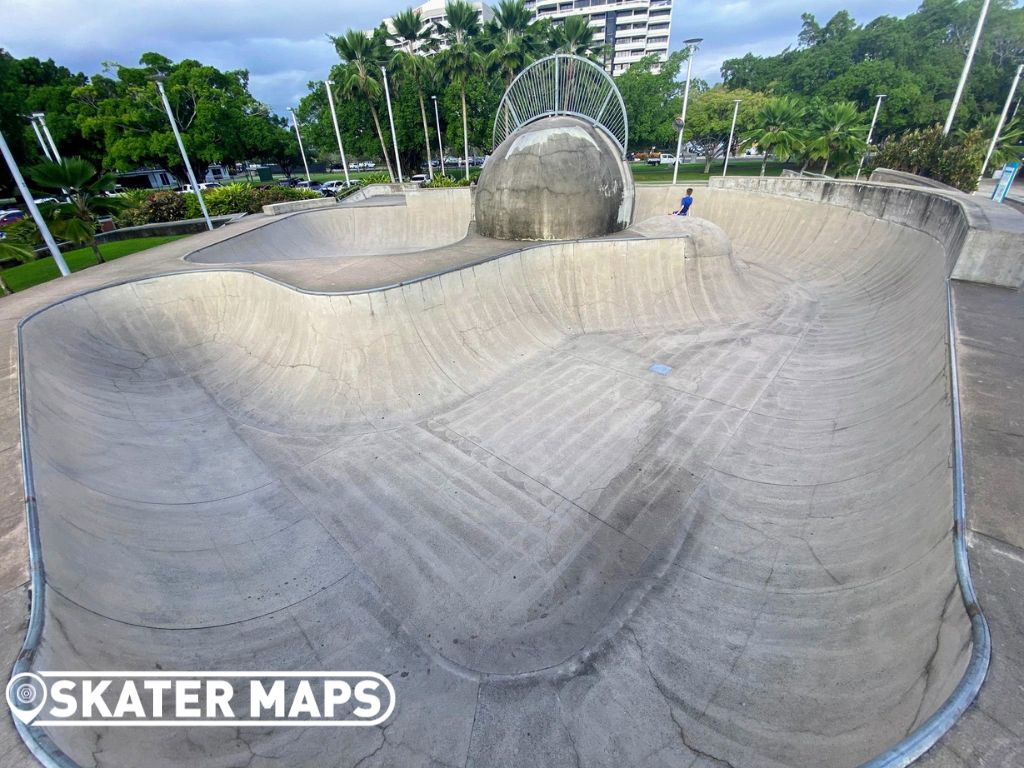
[0,183,1020,767]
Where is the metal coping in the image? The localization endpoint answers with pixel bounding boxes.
[10,200,989,768]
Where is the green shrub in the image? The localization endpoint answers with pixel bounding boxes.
[360,172,392,185]
[0,217,41,245]
[181,193,203,219]
[140,191,187,222]
[423,174,472,188]
[873,124,986,192]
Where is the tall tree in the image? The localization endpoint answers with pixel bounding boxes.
[332,29,396,182]
[551,15,603,59]
[685,88,770,173]
[745,96,807,176]
[808,101,867,175]
[391,7,438,177]
[484,0,541,89]
[436,1,484,179]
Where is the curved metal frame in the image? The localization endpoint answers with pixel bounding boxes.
[492,54,629,157]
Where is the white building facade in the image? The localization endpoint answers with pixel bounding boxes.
[376,0,674,76]
[525,0,673,75]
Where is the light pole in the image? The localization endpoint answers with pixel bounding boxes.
[856,94,887,181]
[432,95,446,177]
[673,37,703,186]
[980,63,1023,180]
[153,77,213,231]
[381,66,403,183]
[27,116,53,162]
[288,108,311,183]
[33,113,61,162]
[723,99,741,177]
[944,0,991,135]
[0,128,70,276]
[324,81,351,186]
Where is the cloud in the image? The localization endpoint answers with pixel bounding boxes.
[6,0,922,113]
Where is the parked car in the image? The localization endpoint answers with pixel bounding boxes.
[0,209,25,227]
[319,180,352,196]
[178,182,221,193]
[410,174,428,183]
[277,178,300,187]
[296,180,322,191]
[647,153,678,166]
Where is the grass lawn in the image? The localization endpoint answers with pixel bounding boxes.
[630,158,793,183]
[266,159,789,186]
[1,236,185,294]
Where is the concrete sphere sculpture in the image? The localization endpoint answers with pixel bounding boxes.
[475,116,635,241]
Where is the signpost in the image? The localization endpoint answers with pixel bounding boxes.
[992,162,1020,204]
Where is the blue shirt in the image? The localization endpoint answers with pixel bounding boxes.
[679,195,693,215]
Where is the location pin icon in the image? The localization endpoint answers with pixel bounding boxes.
[6,673,47,725]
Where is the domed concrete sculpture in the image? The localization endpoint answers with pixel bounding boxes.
[475,116,634,241]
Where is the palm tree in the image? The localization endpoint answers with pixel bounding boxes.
[28,158,127,264]
[809,101,867,175]
[746,97,807,176]
[436,1,484,180]
[0,239,35,294]
[332,29,396,182]
[391,8,438,179]
[485,0,539,89]
[552,15,604,59]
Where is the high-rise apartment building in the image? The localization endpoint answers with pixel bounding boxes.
[524,1,673,76]
[375,0,674,76]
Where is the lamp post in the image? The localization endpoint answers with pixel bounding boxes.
[27,116,53,162]
[0,128,70,276]
[723,99,741,177]
[432,95,446,177]
[980,63,1023,180]
[33,113,61,162]
[673,37,703,186]
[856,94,887,181]
[153,77,213,231]
[324,81,351,187]
[381,66,403,183]
[288,108,311,183]
[944,0,991,135]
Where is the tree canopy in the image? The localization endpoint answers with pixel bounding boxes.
[722,0,1024,142]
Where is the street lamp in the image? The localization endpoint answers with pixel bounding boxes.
[26,115,53,162]
[381,66,403,183]
[0,127,70,276]
[673,37,703,186]
[723,99,741,177]
[32,112,61,162]
[288,108,311,183]
[944,0,991,135]
[323,81,351,186]
[432,95,446,177]
[856,94,887,181]
[152,76,213,231]
[980,64,1023,181]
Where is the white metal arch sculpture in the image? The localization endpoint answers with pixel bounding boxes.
[493,54,629,157]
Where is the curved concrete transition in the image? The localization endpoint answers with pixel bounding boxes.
[186,187,471,263]
[17,186,980,768]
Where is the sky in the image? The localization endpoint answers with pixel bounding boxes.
[4,0,922,115]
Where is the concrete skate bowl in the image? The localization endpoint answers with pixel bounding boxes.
[185,187,472,264]
[15,184,987,768]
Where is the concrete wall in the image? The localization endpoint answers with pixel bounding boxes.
[637,177,1024,289]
